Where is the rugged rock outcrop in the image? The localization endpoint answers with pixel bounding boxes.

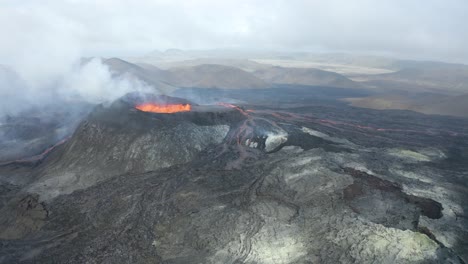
[0,194,47,240]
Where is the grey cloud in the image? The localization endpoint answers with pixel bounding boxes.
[1,0,466,62]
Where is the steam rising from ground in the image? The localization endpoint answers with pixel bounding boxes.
[0,54,157,162]
[0,4,155,118]
[0,26,155,159]
[0,3,156,160]
[0,58,154,118]
[64,59,154,104]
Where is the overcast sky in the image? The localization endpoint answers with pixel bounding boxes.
[1,0,467,64]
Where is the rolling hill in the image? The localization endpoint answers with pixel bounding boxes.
[345,93,468,117]
[103,58,176,93]
[356,63,468,95]
[165,64,270,89]
[254,66,362,89]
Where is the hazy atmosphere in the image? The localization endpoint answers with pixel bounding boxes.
[1,1,468,263]
[1,0,467,62]
[2,0,467,114]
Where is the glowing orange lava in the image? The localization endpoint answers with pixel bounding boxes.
[135,103,191,113]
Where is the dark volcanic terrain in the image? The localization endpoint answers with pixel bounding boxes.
[0,88,467,263]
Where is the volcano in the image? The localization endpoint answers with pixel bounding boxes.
[22,94,244,200]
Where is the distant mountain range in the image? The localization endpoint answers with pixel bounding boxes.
[95,55,468,118]
[103,58,364,90]
[104,58,270,90]
[103,58,177,93]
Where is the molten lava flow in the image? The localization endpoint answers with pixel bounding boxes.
[136,103,191,113]
[0,137,71,166]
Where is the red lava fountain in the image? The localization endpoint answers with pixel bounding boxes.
[135,103,191,113]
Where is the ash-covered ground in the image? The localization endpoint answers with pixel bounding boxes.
[1,87,467,263]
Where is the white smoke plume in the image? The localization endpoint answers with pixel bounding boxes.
[0,58,154,117]
[0,3,154,118]
[0,3,156,161]
[63,59,154,104]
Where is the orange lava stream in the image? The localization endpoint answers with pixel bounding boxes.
[136,103,191,113]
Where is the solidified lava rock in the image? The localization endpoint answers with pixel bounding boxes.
[0,91,466,263]
[0,194,47,240]
[343,167,443,230]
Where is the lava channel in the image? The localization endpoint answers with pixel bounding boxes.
[135,103,191,113]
